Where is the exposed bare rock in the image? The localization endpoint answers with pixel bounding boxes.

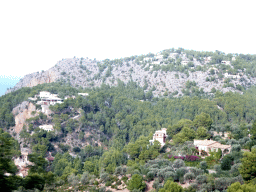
[12,101,36,134]
[6,54,256,96]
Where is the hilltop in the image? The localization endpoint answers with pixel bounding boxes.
[6,48,256,97]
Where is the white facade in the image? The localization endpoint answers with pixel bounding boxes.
[149,128,168,146]
[39,124,54,132]
[78,93,89,96]
[224,73,240,79]
[194,139,231,156]
[39,91,51,98]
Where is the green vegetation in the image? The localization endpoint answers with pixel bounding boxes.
[2,76,256,191]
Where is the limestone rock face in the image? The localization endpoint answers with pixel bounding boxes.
[12,101,36,134]
[5,54,256,96]
[6,67,59,94]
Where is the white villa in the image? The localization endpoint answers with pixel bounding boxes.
[194,139,231,156]
[78,93,89,97]
[36,91,64,106]
[224,73,240,79]
[39,124,54,132]
[149,128,168,146]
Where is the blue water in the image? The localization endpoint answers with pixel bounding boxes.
[0,76,23,97]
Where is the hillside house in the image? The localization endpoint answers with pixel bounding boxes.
[36,91,63,106]
[65,95,76,99]
[143,57,153,62]
[78,93,89,96]
[224,73,240,79]
[149,128,168,146]
[14,148,32,177]
[221,60,231,65]
[194,139,231,156]
[39,124,54,132]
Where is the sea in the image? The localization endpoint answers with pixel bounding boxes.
[0,75,23,97]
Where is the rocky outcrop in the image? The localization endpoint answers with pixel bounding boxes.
[12,101,36,134]
[6,54,256,96]
[6,67,59,94]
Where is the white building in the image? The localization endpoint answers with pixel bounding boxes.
[194,139,231,156]
[149,128,168,146]
[39,91,51,98]
[224,73,240,79]
[14,148,33,178]
[78,93,89,96]
[221,61,231,65]
[39,124,54,132]
[36,91,63,106]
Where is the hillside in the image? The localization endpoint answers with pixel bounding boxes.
[1,48,256,191]
[6,48,256,97]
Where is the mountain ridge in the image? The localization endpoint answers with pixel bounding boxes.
[6,48,256,96]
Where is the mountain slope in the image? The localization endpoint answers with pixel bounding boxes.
[6,49,256,96]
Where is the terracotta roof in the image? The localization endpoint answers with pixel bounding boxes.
[47,156,54,161]
[208,142,231,149]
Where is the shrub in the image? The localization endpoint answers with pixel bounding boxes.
[184,172,195,182]
[81,171,90,185]
[231,144,241,152]
[185,155,200,162]
[214,177,231,191]
[175,167,188,181]
[127,174,146,191]
[199,161,208,172]
[153,178,163,191]
[230,163,241,177]
[105,181,112,186]
[146,171,155,181]
[100,172,110,183]
[173,159,185,169]
[67,174,80,187]
[221,154,234,170]
[196,175,207,185]
[121,176,128,182]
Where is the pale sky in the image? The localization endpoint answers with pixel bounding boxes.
[0,0,255,77]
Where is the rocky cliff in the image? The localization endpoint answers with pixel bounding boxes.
[6,51,256,96]
[12,101,36,134]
